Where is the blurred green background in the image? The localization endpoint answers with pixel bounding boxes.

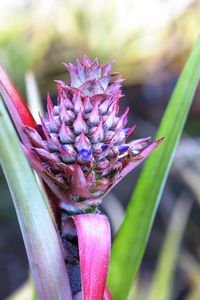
[0,0,200,299]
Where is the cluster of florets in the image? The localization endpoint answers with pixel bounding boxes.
[24,56,152,212]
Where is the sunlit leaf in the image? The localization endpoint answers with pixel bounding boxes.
[108,38,200,300]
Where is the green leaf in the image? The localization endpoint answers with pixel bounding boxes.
[148,198,191,300]
[0,98,72,300]
[108,38,200,300]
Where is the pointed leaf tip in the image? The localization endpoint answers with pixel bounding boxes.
[0,65,38,131]
[70,163,92,198]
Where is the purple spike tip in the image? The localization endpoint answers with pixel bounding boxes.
[61,145,68,152]
[78,149,92,161]
[118,145,129,153]
[123,128,131,136]
[37,124,44,133]
[101,144,109,151]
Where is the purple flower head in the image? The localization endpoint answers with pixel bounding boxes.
[23,56,162,212]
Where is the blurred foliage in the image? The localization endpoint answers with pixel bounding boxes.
[180,253,200,300]
[148,197,192,300]
[128,197,193,300]
[0,0,200,94]
[174,138,200,206]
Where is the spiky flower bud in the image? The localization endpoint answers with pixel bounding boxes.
[24,56,162,212]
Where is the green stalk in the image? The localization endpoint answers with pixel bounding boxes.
[0,98,72,300]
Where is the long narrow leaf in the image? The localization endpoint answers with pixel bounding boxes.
[0,98,72,300]
[108,38,200,300]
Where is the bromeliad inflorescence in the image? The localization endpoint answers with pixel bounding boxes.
[23,56,162,213]
[0,56,162,300]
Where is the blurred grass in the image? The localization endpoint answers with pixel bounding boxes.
[127,197,192,300]
[148,197,192,300]
[25,71,44,122]
[180,253,200,300]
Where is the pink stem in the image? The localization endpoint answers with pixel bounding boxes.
[72,214,111,300]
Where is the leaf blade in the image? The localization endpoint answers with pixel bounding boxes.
[0,98,72,300]
[108,38,200,300]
